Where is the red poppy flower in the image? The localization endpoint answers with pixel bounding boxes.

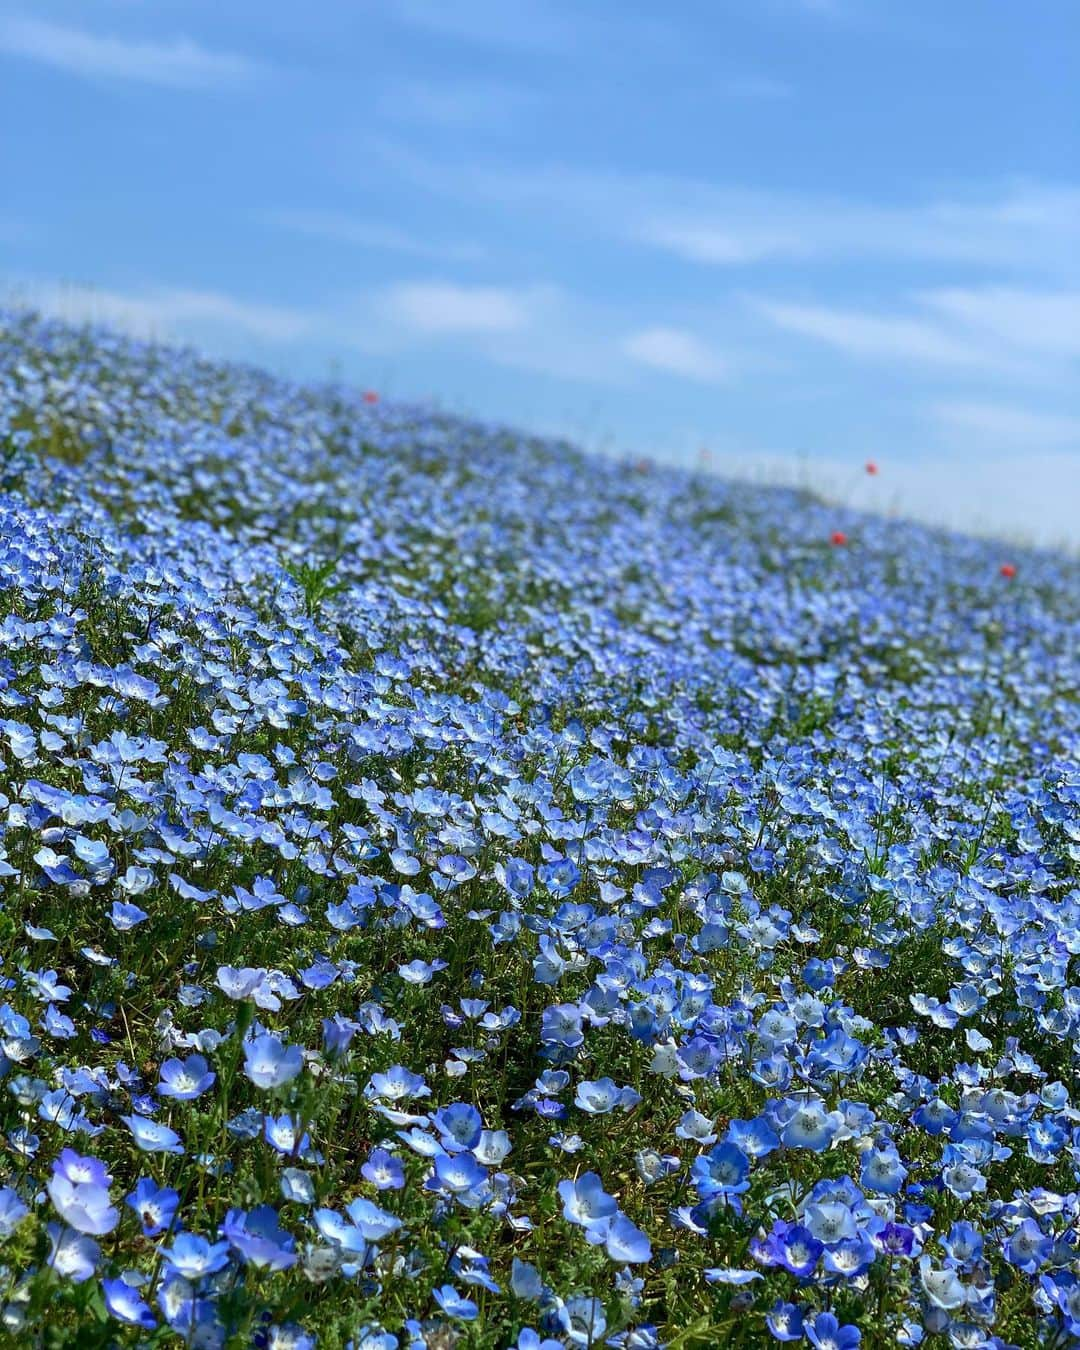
[363,390,379,405]
[865,460,878,475]
[1000,563,1016,579]
[830,531,847,547]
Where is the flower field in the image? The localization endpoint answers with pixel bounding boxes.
[0,307,1078,1348]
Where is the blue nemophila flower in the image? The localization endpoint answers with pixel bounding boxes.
[157,1053,215,1100]
[692,1141,751,1201]
[540,1004,584,1049]
[367,1064,429,1102]
[859,1142,907,1196]
[511,1258,545,1301]
[321,1013,359,1058]
[1005,1218,1052,1274]
[109,900,149,931]
[432,1284,478,1320]
[805,1311,861,1350]
[346,1329,398,1350]
[778,1224,827,1278]
[823,1233,877,1279]
[676,1109,718,1145]
[803,1200,860,1247]
[125,1178,179,1236]
[703,1267,761,1289]
[280,1167,316,1205]
[47,1222,100,1283]
[778,1097,845,1152]
[266,1324,316,1350]
[121,1115,184,1154]
[344,1197,402,1242]
[766,1301,806,1342]
[558,1172,617,1229]
[555,1296,607,1346]
[574,1077,640,1114]
[431,1150,488,1199]
[0,1186,29,1237]
[243,1033,304,1089]
[941,1158,987,1201]
[397,1126,442,1157]
[216,965,268,1000]
[47,1152,118,1235]
[221,1205,297,1270]
[600,1213,652,1264]
[52,1149,111,1186]
[432,1102,483,1152]
[726,1115,779,1159]
[102,1277,156,1329]
[513,1330,562,1350]
[474,1129,512,1165]
[264,1113,316,1158]
[496,857,535,900]
[942,1221,983,1267]
[635,1148,678,1185]
[156,1273,211,1336]
[397,958,447,985]
[361,1147,405,1191]
[160,1232,232,1279]
[918,1257,967,1311]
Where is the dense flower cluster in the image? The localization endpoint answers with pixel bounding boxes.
[0,307,1077,1348]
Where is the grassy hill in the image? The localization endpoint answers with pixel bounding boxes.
[0,307,1078,1348]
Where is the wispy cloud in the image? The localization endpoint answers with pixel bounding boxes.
[790,0,848,16]
[375,78,536,129]
[385,0,574,51]
[385,0,679,57]
[932,400,1080,452]
[754,285,1080,376]
[380,281,538,335]
[641,219,801,265]
[263,210,481,262]
[9,280,310,342]
[0,15,260,89]
[367,140,1080,278]
[919,287,1080,359]
[639,184,1080,273]
[753,298,1000,369]
[623,327,728,383]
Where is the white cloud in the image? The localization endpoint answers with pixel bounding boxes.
[381,281,536,334]
[264,210,480,261]
[368,140,1080,278]
[623,327,728,383]
[753,299,998,368]
[385,0,574,50]
[9,280,310,342]
[0,15,259,88]
[385,0,679,57]
[932,400,1080,451]
[641,185,1080,273]
[642,221,801,265]
[920,287,1080,359]
[754,284,1080,377]
[792,0,847,15]
[375,78,535,129]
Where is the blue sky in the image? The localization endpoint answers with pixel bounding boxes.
[2,1,1078,544]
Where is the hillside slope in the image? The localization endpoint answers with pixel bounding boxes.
[0,309,1078,1348]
